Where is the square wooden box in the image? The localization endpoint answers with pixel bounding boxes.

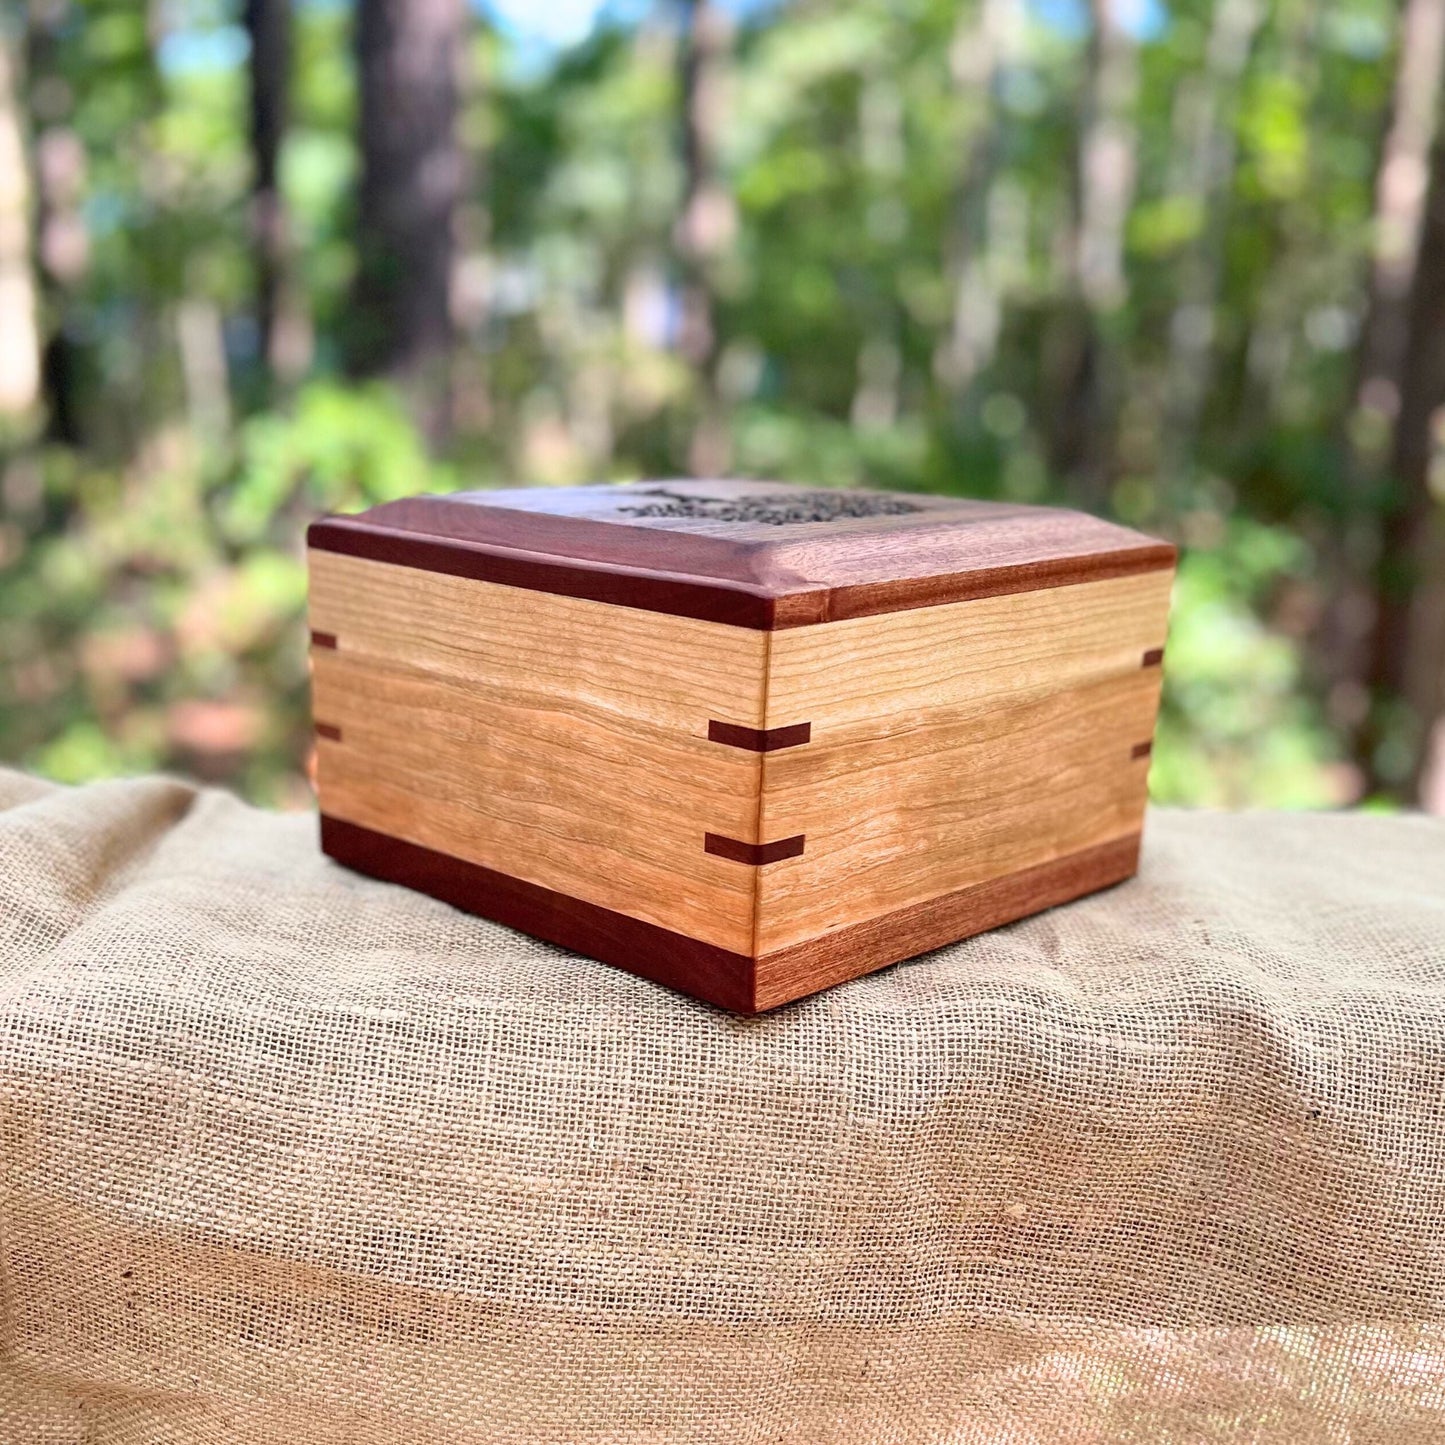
[308,481,1175,1012]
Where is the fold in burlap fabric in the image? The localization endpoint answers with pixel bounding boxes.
[1,766,1443,1442]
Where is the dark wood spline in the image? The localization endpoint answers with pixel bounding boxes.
[704,833,806,866]
[316,722,343,742]
[311,630,338,650]
[1131,740,1152,760]
[707,719,812,752]
[1142,647,1164,667]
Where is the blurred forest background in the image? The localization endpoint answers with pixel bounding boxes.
[2,0,1445,811]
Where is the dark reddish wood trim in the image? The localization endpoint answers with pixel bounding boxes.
[1142,647,1164,667]
[320,815,757,1013]
[752,832,1142,1011]
[704,832,806,865]
[309,518,782,629]
[316,722,343,742]
[1131,741,1152,760]
[320,817,1140,1014]
[799,548,1177,628]
[707,719,812,752]
[308,517,1175,631]
[310,630,338,650]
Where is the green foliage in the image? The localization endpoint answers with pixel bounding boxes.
[1,380,451,807]
[1,0,1428,809]
[1153,521,1344,808]
[226,382,452,542]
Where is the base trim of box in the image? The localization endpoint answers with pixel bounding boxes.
[320,814,759,1012]
[751,831,1142,1011]
[321,815,1142,1014]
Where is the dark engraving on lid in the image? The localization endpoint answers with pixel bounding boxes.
[618,490,923,525]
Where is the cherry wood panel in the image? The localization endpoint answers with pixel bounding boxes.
[321,815,759,1013]
[751,833,1141,1011]
[309,481,1175,629]
[307,496,1176,1012]
[309,550,770,952]
[753,571,1171,955]
[319,817,1137,1014]
[309,549,768,732]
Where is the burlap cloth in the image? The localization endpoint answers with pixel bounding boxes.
[1,767,1443,1442]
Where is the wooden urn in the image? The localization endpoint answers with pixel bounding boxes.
[307,481,1175,1012]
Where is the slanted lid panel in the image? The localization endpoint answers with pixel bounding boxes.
[307,481,1175,629]
[450,479,968,527]
[323,486,768,585]
[753,505,1177,623]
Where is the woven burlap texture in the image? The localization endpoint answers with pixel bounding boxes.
[1,766,1443,1443]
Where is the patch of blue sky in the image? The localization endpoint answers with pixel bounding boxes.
[156,0,1167,85]
[1030,0,1167,41]
[157,22,250,75]
[487,0,781,76]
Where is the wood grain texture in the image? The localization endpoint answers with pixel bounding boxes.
[309,481,1175,630]
[308,487,1177,1012]
[321,814,757,1013]
[752,569,1172,955]
[320,814,1136,1015]
[752,832,1141,1011]
[309,516,784,630]
[309,549,770,953]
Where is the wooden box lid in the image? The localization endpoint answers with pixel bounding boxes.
[308,480,1176,630]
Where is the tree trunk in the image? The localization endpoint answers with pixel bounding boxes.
[1236,0,1321,433]
[1350,0,1445,461]
[675,0,733,477]
[1159,0,1264,471]
[447,31,491,437]
[1048,0,1139,505]
[1362,127,1445,807]
[26,0,87,445]
[0,31,40,419]
[1345,0,1445,791]
[851,71,904,431]
[351,0,464,437]
[244,0,309,392]
[934,0,1021,401]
